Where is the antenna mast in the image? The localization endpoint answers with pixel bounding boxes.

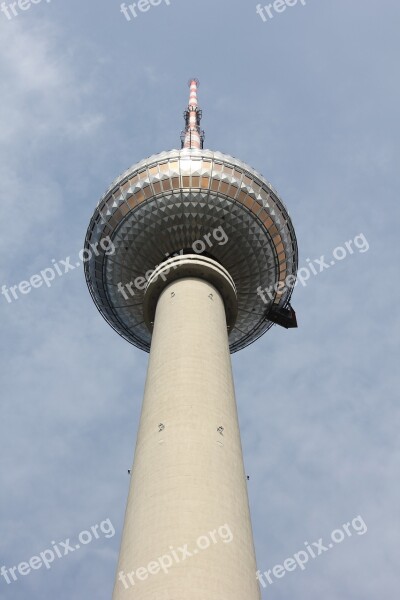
[181,78,205,149]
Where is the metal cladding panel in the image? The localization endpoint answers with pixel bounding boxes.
[84,149,298,352]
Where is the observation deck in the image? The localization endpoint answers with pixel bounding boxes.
[84,147,298,352]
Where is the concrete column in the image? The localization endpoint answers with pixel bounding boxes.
[113,263,260,599]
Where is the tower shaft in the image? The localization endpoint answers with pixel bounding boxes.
[113,273,260,599]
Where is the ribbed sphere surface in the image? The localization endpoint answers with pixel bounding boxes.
[84,148,298,352]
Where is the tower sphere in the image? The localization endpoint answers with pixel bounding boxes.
[84,85,298,352]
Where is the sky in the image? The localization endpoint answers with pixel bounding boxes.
[0,0,399,598]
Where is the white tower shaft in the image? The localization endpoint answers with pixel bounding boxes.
[112,273,260,599]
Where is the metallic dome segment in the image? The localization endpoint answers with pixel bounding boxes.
[84,148,298,353]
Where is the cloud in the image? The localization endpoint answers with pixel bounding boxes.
[0,19,104,262]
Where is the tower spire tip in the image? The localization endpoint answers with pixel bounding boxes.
[181,78,205,150]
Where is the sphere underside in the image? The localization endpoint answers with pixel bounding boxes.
[84,149,298,352]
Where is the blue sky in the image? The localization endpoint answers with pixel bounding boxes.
[0,0,399,598]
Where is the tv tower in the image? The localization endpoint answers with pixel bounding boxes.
[84,79,298,599]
